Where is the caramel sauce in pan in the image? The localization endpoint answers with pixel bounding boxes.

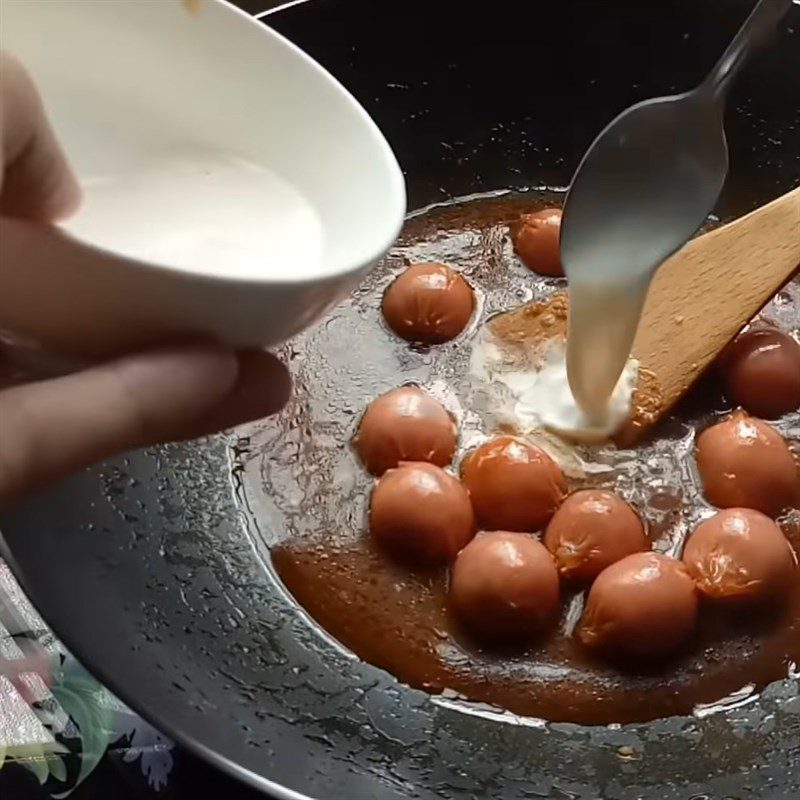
[264,194,800,725]
[273,535,799,724]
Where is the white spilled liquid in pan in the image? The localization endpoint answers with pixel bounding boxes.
[471,277,648,443]
[471,336,637,443]
[61,149,325,279]
[506,341,636,441]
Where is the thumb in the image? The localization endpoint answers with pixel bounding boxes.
[0,51,81,220]
[0,346,239,504]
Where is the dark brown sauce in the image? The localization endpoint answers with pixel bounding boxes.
[266,194,800,725]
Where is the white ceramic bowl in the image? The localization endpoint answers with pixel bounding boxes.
[0,0,406,357]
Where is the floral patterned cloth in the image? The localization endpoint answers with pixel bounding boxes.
[0,560,176,798]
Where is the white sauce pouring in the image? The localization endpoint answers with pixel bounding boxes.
[470,333,637,443]
[470,247,652,443]
[565,276,650,425]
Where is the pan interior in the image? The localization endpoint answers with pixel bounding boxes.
[235,190,800,727]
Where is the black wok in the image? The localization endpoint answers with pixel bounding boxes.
[2,0,800,797]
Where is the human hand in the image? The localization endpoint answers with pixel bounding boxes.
[0,53,290,505]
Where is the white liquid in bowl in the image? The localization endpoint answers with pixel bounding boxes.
[61,149,325,280]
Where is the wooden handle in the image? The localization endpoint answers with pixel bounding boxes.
[630,187,800,435]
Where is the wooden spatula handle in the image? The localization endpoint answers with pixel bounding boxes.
[630,187,800,433]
